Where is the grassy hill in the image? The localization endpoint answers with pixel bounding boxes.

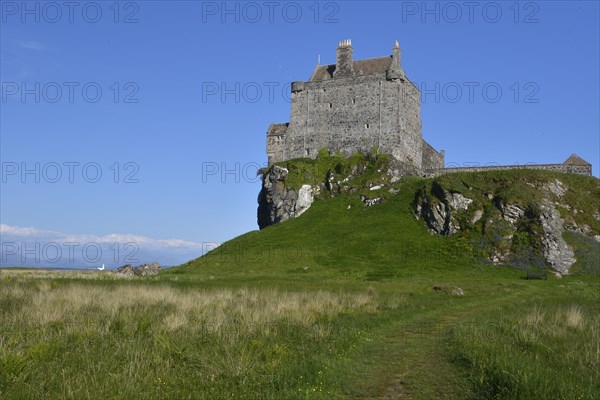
[1,162,599,399]
[169,155,600,283]
[167,176,477,285]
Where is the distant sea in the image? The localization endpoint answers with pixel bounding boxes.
[0,265,173,271]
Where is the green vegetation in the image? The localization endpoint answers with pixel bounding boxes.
[448,301,599,399]
[1,163,599,399]
[267,148,391,194]
[564,231,600,275]
[426,169,600,237]
[413,169,600,268]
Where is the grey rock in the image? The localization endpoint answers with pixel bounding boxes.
[116,262,160,276]
[360,195,383,207]
[500,203,525,226]
[545,179,566,197]
[295,185,314,217]
[471,209,484,224]
[446,192,473,211]
[257,167,315,229]
[565,224,592,235]
[539,202,576,274]
[417,195,449,234]
[416,190,472,235]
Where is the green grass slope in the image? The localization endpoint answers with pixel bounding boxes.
[167,165,599,283]
[164,177,480,286]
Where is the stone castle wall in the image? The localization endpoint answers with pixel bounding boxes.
[421,140,444,170]
[272,73,426,170]
[425,163,592,178]
[267,135,284,163]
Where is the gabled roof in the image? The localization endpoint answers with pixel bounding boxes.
[310,56,394,81]
[267,123,288,136]
[563,154,590,166]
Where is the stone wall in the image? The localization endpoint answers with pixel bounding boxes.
[266,136,283,165]
[421,140,444,170]
[425,163,592,178]
[266,124,287,165]
[272,73,423,170]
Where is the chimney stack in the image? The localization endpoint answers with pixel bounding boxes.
[333,39,354,78]
[392,40,401,69]
[386,39,405,81]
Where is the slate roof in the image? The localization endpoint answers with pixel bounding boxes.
[267,123,288,136]
[563,154,590,165]
[309,56,394,81]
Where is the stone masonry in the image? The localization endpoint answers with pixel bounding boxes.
[266,40,591,177]
[426,154,592,177]
[267,40,444,174]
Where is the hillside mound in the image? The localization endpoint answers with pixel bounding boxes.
[173,152,599,277]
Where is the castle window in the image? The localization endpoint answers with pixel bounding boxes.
[352,99,356,104]
[329,103,332,108]
[305,148,310,156]
[364,123,370,129]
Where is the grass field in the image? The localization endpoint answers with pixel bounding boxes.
[1,171,599,399]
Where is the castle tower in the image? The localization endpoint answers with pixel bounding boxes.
[266,39,444,174]
[333,39,354,77]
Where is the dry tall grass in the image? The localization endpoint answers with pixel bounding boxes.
[0,278,381,398]
[1,280,378,339]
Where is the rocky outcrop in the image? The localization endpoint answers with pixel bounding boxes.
[415,195,448,234]
[501,204,525,227]
[415,189,473,235]
[413,178,592,274]
[258,166,316,229]
[116,262,161,276]
[538,202,575,274]
[258,152,401,229]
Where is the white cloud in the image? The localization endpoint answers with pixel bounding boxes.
[0,224,210,267]
[0,224,204,250]
[0,224,59,237]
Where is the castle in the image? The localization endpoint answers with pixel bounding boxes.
[266,40,592,177]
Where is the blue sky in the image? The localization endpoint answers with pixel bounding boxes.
[1,1,599,268]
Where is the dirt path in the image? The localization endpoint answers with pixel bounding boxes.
[351,284,546,400]
[348,296,516,400]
